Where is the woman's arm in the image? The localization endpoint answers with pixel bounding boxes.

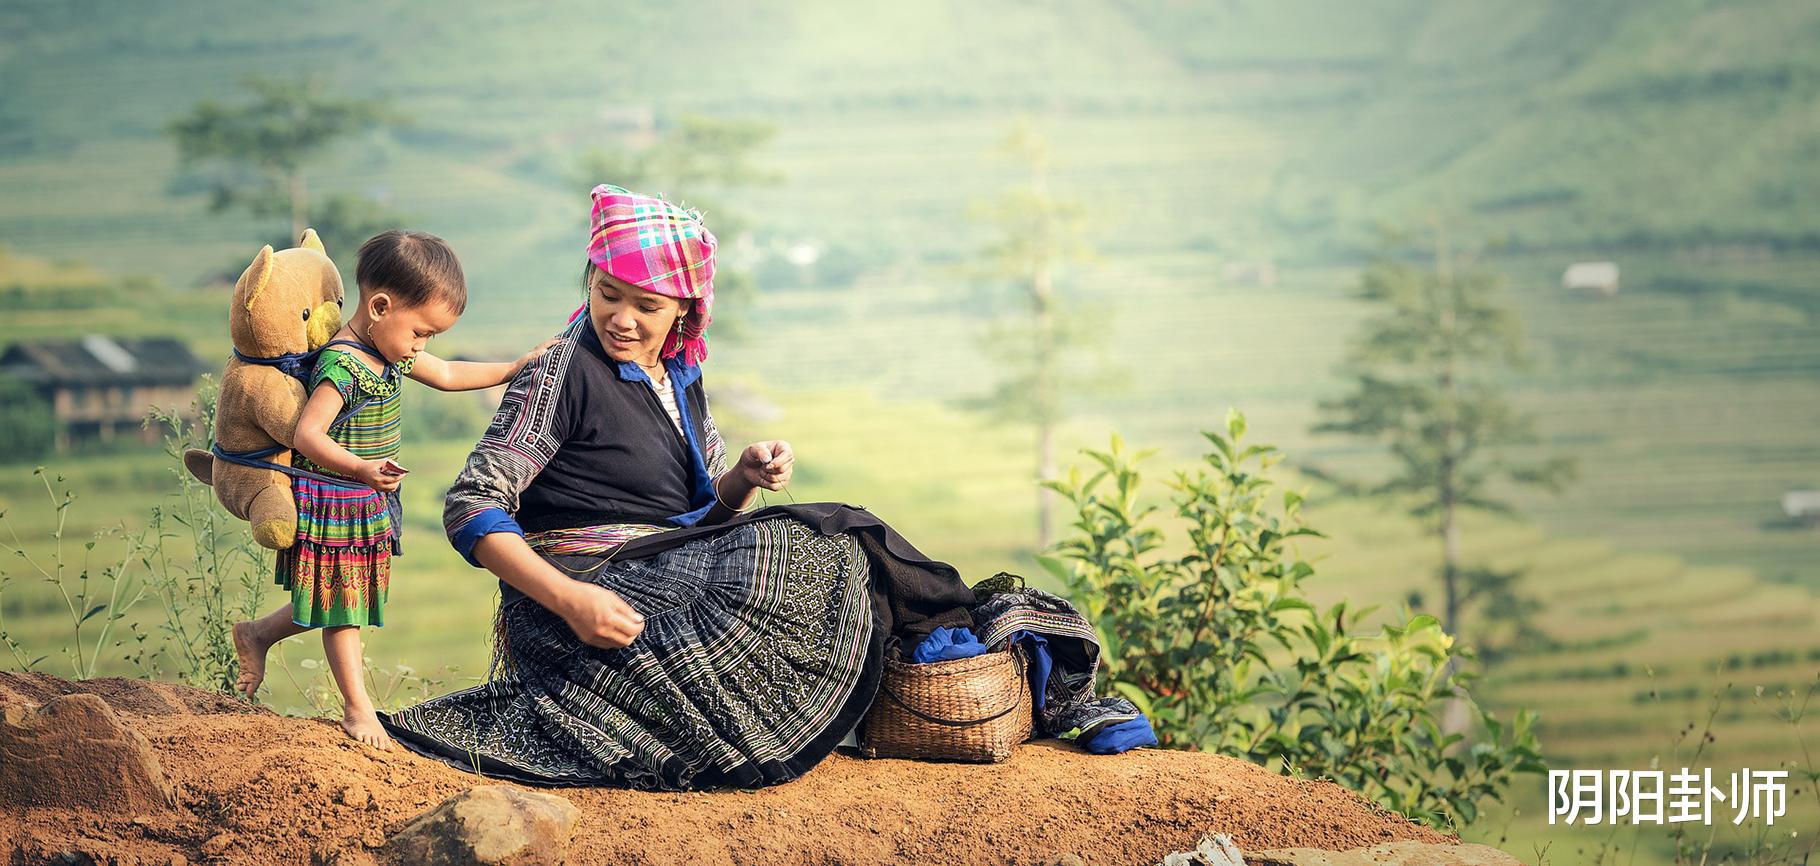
[408,339,559,392]
[443,331,576,563]
[472,532,644,648]
[449,355,646,648]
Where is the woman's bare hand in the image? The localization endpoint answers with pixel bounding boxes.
[738,440,794,491]
[556,582,646,649]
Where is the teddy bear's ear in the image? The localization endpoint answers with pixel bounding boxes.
[298,228,325,254]
[243,245,275,312]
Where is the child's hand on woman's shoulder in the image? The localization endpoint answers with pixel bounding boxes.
[512,338,561,377]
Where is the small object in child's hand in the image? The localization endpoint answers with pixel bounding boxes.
[380,459,409,476]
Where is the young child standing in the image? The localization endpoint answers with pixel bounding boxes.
[232,229,552,749]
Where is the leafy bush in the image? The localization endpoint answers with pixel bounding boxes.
[0,378,267,687]
[0,467,151,677]
[139,377,273,691]
[0,377,55,463]
[1041,409,1545,828]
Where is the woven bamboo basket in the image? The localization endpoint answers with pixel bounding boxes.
[859,644,1033,763]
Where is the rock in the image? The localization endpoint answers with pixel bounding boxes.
[1157,834,1247,865]
[200,833,237,856]
[384,785,581,866]
[0,693,175,812]
[322,849,379,866]
[1247,841,1525,866]
[1039,854,1087,866]
[45,852,101,866]
[335,784,370,809]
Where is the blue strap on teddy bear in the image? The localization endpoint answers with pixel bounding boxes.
[212,340,382,489]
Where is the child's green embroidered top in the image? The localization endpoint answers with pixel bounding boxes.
[295,347,415,474]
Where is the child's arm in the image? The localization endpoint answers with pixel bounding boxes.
[294,384,402,492]
[407,339,558,392]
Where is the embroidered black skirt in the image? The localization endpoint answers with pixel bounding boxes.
[381,516,882,790]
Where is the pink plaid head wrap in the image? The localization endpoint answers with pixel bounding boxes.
[578,183,717,366]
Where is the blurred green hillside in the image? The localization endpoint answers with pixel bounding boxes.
[4,1,1819,293]
[3,0,1816,576]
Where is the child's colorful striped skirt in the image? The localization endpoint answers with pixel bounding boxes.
[274,474,400,628]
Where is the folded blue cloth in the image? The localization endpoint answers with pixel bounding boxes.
[912,626,987,663]
[1083,715,1158,754]
[1007,630,1052,712]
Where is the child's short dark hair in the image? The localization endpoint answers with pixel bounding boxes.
[356,230,467,314]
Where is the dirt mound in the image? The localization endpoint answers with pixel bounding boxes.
[0,672,253,717]
[0,673,1464,866]
[0,694,174,815]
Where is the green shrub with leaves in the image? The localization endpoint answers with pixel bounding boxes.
[0,468,151,678]
[1040,409,1545,828]
[0,377,55,463]
[139,376,272,691]
[0,378,266,688]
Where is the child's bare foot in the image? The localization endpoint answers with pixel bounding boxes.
[340,707,393,750]
[232,620,269,698]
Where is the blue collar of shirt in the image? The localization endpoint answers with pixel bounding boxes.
[613,356,700,389]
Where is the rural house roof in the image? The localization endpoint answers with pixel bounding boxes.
[0,335,204,388]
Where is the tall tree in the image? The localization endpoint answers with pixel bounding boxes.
[168,78,394,242]
[1313,224,1573,658]
[969,121,1097,550]
[575,115,780,334]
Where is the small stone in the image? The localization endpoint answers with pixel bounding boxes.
[200,833,235,856]
[334,784,369,809]
[166,855,188,866]
[384,785,580,866]
[324,849,379,866]
[1246,841,1526,866]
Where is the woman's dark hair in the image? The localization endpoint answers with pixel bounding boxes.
[356,230,467,314]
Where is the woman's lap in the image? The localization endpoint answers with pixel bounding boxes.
[381,517,880,790]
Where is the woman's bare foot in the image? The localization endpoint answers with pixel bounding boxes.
[232,620,269,698]
[340,706,393,750]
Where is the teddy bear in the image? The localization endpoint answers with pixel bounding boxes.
[183,230,345,549]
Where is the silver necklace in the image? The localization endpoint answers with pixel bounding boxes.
[639,359,667,388]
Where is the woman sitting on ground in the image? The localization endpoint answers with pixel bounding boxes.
[380,184,977,789]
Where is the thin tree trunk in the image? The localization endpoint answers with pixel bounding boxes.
[1434,222,1471,736]
[289,172,307,244]
[1029,145,1058,552]
[1034,264,1056,551]
[1434,221,1461,641]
